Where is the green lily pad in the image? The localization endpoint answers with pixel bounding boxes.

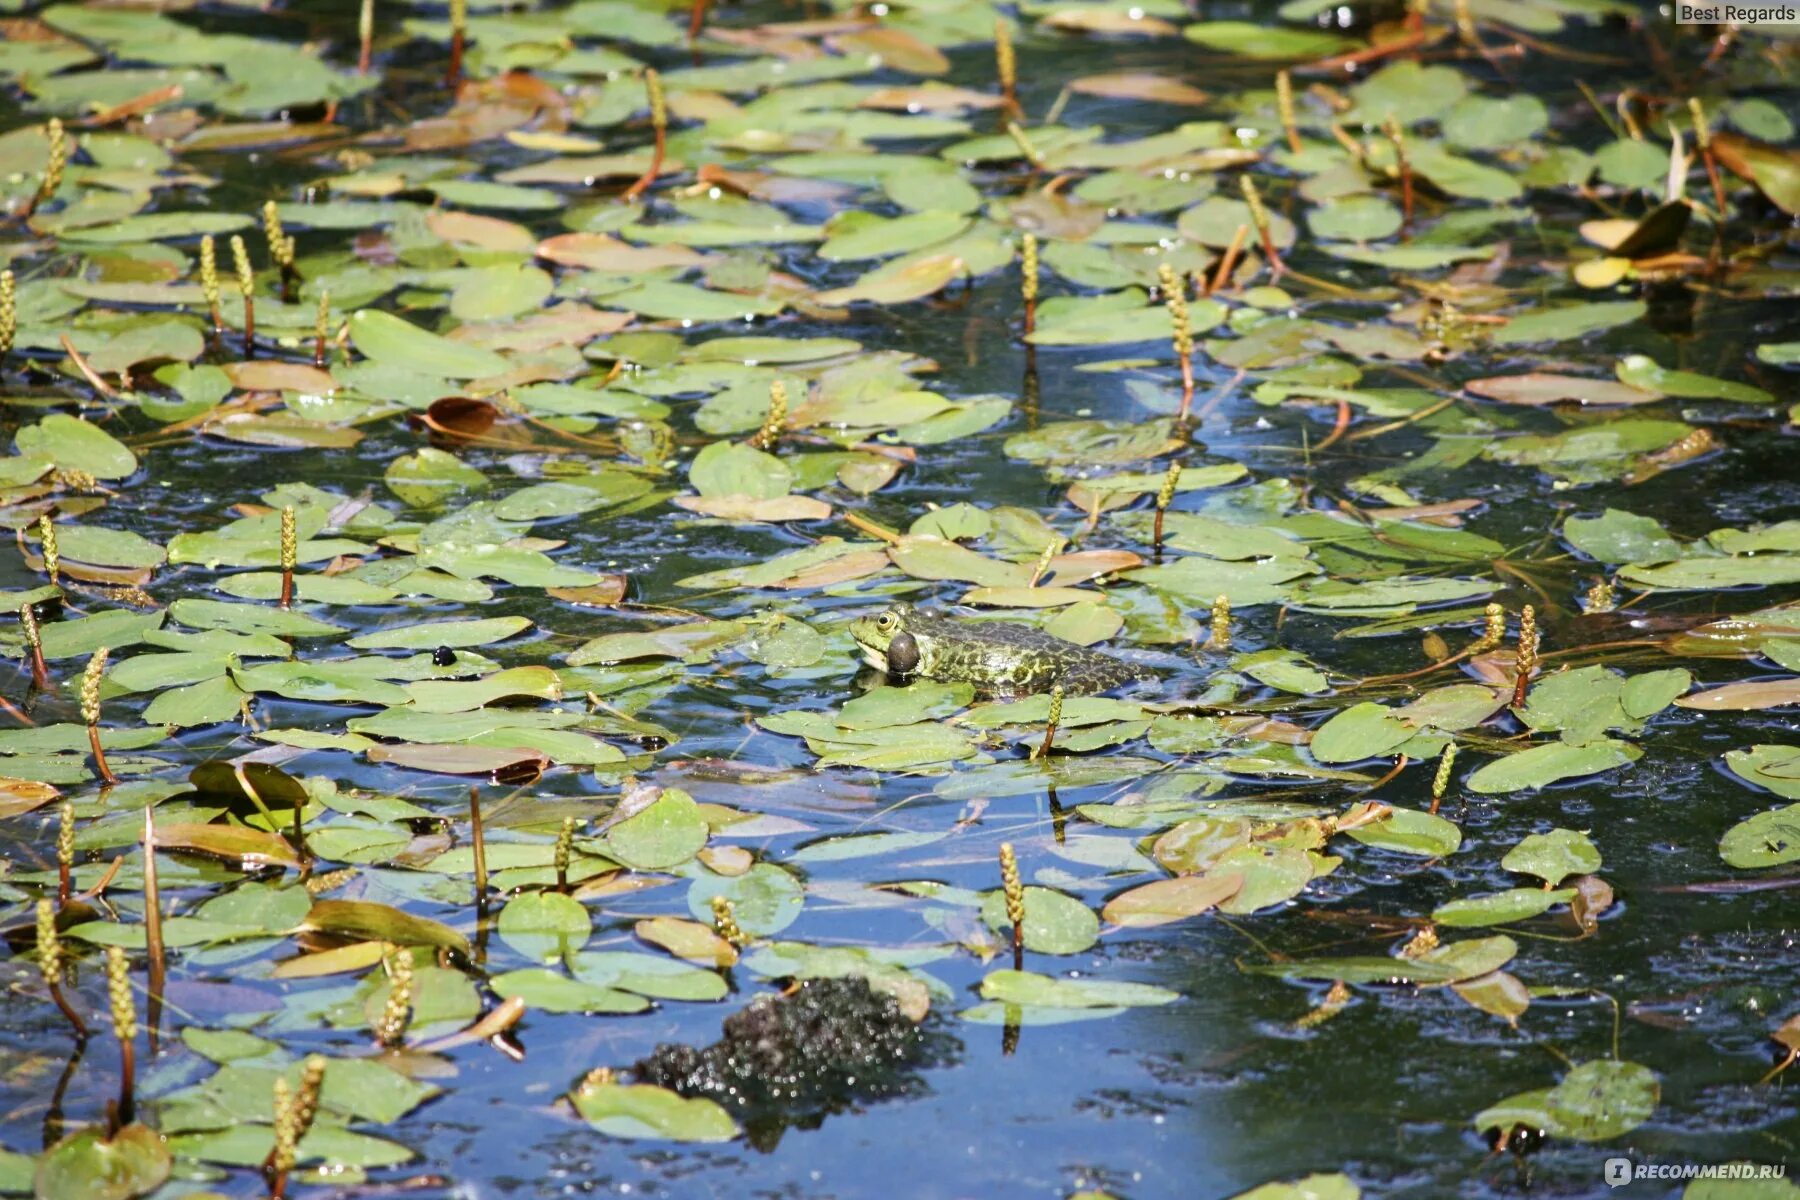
[569,1082,737,1142]
[1501,828,1602,886]
[979,885,1100,954]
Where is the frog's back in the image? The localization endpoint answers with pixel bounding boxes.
[912,614,1151,696]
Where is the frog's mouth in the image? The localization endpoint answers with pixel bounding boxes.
[854,640,890,672]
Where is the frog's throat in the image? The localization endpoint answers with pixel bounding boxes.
[857,643,890,672]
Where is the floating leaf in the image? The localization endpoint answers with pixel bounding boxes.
[34,1125,170,1200]
[569,1082,737,1142]
[1502,828,1602,887]
[1102,873,1243,927]
[348,310,509,379]
[497,891,592,963]
[1719,804,1800,869]
[980,885,1100,954]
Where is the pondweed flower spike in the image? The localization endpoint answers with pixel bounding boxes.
[278,506,297,610]
[266,1055,326,1197]
[1238,174,1283,277]
[56,802,73,905]
[358,0,374,74]
[1276,70,1301,154]
[447,0,467,89]
[263,200,297,301]
[1027,539,1058,588]
[37,899,87,1038]
[27,117,66,218]
[1383,116,1414,235]
[1210,594,1232,650]
[1159,263,1195,420]
[752,379,787,451]
[1399,925,1439,960]
[1582,577,1616,615]
[1296,979,1351,1030]
[199,235,224,340]
[313,290,331,367]
[231,234,256,355]
[1468,602,1505,656]
[1153,458,1180,560]
[554,816,574,892]
[999,842,1025,971]
[1512,605,1539,708]
[20,601,50,691]
[1429,743,1457,815]
[622,69,667,202]
[38,513,59,586]
[1019,231,1038,337]
[710,895,745,946]
[1036,684,1063,760]
[376,948,413,1047]
[995,18,1019,118]
[0,269,15,361]
[1689,96,1728,218]
[83,646,117,785]
[469,786,488,902]
[105,944,137,1126]
[269,1079,294,1196]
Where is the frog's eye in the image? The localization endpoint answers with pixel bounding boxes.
[876,612,897,632]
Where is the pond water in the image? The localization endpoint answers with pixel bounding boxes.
[0,1,1796,1198]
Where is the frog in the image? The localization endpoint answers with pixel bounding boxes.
[848,604,1153,697]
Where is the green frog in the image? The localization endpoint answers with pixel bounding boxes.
[849,604,1153,697]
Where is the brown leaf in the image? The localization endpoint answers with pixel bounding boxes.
[448,303,631,354]
[302,898,470,955]
[536,233,710,273]
[1452,969,1531,1024]
[1569,874,1613,933]
[155,821,302,869]
[223,361,337,395]
[813,253,964,307]
[1006,188,1107,240]
[415,396,499,441]
[1071,72,1209,105]
[0,776,60,820]
[1102,872,1244,927]
[670,494,832,522]
[428,209,537,254]
[203,412,364,449]
[695,164,857,206]
[548,576,630,607]
[635,915,738,967]
[1466,373,1658,407]
[775,549,889,589]
[1043,549,1142,587]
[697,845,754,876]
[1039,8,1177,35]
[270,941,388,979]
[959,585,1096,608]
[366,743,551,778]
[826,26,949,75]
[1674,678,1800,711]
[1711,132,1800,215]
[859,84,1005,113]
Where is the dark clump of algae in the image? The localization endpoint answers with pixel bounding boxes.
[0,0,1797,1196]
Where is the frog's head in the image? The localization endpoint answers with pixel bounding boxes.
[850,604,919,674]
